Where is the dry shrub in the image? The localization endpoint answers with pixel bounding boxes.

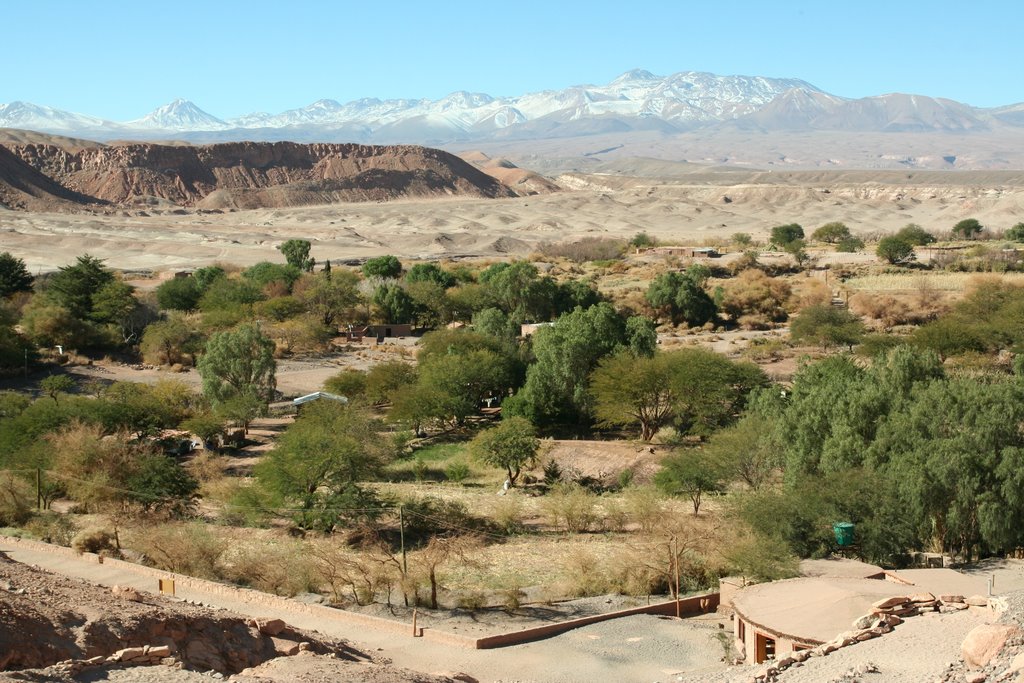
[130,522,226,579]
[849,293,937,328]
[72,527,118,555]
[309,540,399,606]
[605,546,666,596]
[489,495,525,534]
[622,486,665,533]
[720,269,791,329]
[224,541,318,597]
[543,483,598,533]
[537,237,626,263]
[558,547,610,597]
[0,473,34,526]
[792,277,831,310]
[599,498,629,532]
[24,513,77,546]
[185,451,227,485]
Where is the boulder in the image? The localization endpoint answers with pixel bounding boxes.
[256,618,287,636]
[909,592,936,603]
[872,596,910,610]
[852,614,875,630]
[961,624,1019,669]
[270,638,300,657]
[965,595,989,607]
[146,645,172,658]
[941,595,965,604]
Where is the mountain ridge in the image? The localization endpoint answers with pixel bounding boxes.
[6,69,1016,145]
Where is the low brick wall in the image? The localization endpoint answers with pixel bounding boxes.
[1,535,719,650]
[473,592,720,649]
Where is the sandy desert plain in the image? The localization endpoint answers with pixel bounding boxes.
[3,162,1024,274]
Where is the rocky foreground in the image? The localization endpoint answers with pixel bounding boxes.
[0,551,451,682]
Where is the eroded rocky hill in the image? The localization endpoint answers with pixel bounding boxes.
[1,140,517,210]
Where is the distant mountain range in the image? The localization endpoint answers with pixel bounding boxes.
[4,70,1022,146]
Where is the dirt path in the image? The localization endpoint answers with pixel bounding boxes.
[1,538,729,683]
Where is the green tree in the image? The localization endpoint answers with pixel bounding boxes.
[156,277,203,311]
[790,304,865,350]
[472,307,518,344]
[40,375,75,403]
[406,263,456,289]
[655,450,725,515]
[812,222,852,244]
[124,454,199,515]
[591,353,677,440]
[372,283,414,324]
[46,254,114,318]
[140,315,200,366]
[645,269,716,326]
[624,315,657,357]
[299,270,361,328]
[770,223,804,248]
[197,323,277,408]
[278,239,315,272]
[952,218,984,240]
[364,360,418,405]
[198,277,264,313]
[363,255,403,279]
[254,401,388,530]
[1006,223,1024,242]
[0,252,34,297]
[876,236,915,263]
[243,262,301,291]
[895,223,936,246]
[836,236,866,252]
[504,303,625,425]
[469,416,540,486]
[91,280,142,343]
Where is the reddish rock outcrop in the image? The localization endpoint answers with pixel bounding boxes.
[2,141,516,209]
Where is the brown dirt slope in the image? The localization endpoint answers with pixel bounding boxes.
[0,551,448,682]
[0,145,97,210]
[2,141,516,209]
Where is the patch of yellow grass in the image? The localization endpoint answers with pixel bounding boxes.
[845,272,1024,293]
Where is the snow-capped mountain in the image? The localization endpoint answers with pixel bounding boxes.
[125,99,229,131]
[1,70,1022,143]
[0,101,115,132]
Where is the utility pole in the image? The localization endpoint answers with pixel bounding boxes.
[399,505,408,576]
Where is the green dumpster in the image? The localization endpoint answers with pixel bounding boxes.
[833,522,855,547]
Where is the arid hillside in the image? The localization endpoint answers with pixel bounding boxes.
[0,145,94,211]
[1,140,517,210]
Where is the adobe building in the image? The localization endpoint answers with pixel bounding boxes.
[730,558,990,664]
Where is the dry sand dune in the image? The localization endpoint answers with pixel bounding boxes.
[2,168,1024,273]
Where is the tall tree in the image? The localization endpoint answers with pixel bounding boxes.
[0,252,34,298]
[46,254,114,318]
[197,323,277,408]
[278,239,315,272]
[469,416,540,486]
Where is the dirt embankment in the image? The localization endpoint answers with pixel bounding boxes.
[0,551,448,682]
[1,141,517,210]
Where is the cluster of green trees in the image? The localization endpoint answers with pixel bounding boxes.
[726,346,1024,565]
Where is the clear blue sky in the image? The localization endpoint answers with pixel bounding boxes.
[5,0,1021,119]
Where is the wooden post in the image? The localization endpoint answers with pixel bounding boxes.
[36,468,41,511]
[412,607,419,637]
